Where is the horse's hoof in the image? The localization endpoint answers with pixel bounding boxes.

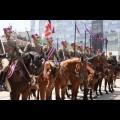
[67,94,71,98]
[56,97,61,100]
[106,92,109,94]
[109,90,112,93]
[93,96,97,99]
[83,97,88,100]
[114,85,117,88]
[100,92,103,95]
[90,97,93,100]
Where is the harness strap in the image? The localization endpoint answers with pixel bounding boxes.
[21,59,31,78]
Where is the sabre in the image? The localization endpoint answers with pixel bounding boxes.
[0,37,6,54]
[25,28,32,43]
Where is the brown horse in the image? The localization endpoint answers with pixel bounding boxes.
[36,60,59,100]
[55,57,88,100]
[104,64,115,94]
[8,51,43,100]
[87,55,107,98]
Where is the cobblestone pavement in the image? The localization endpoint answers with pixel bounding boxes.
[0,79,120,100]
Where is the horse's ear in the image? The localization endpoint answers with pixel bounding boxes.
[29,53,34,60]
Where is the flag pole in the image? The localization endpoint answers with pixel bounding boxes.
[106,38,108,59]
[84,23,86,56]
[74,20,77,57]
[90,35,92,57]
[57,37,58,50]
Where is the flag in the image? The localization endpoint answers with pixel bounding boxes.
[42,20,55,39]
[85,26,96,40]
[76,25,82,37]
[97,34,104,42]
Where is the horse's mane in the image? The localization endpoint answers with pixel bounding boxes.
[64,57,80,64]
[87,55,97,63]
[60,57,80,71]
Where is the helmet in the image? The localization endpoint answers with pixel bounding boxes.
[47,37,53,42]
[78,45,83,49]
[61,40,67,45]
[71,43,75,47]
[3,27,12,33]
[32,33,39,39]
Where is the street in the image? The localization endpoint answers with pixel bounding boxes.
[0,79,120,100]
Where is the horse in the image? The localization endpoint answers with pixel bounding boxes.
[36,60,60,100]
[85,54,107,98]
[104,58,117,93]
[55,57,88,100]
[7,51,44,100]
[104,64,115,94]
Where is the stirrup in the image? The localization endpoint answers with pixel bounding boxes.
[0,84,7,91]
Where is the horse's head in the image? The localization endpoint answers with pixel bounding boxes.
[43,61,60,80]
[29,52,44,67]
[96,54,107,66]
[21,51,44,75]
[75,57,88,79]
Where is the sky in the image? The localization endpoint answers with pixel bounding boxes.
[0,20,30,35]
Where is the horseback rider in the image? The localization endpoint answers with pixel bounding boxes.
[77,45,84,57]
[0,27,23,91]
[69,43,79,58]
[24,33,43,55]
[96,49,101,56]
[89,47,95,57]
[43,37,59,61]
[84,46,90,58]
[57,40,70,61]
[107,52,114,60]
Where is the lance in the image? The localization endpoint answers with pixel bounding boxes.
[74,20,77,57]
[0,37,6,54]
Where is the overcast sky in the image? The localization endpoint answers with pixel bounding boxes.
[0,20,30,35]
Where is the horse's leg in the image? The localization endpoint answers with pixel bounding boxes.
[68,85,72,96]
[99,79,103,95]
[37,90,40,100]
[90,89,93,100]
[22,89,30,100]
[71,83,77,100]
[10,92,20,100]
[80,83,84,91]
[66,88,70,98]
[74,84,80,100]
[55,82,61,100]
[66,85,71,98]
[61,85,68,100]
[46,85,54,100]
[83,80,88,100]
[108,79,112,93]
[39,86,46,100]
[105,78,109,94]
[93,81,99,98]
[31,89,37,100]
[113,74,117,87]
[111,77,114,92]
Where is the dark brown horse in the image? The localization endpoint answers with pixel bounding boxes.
[87,55,107,98]
[8,51,43,100]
